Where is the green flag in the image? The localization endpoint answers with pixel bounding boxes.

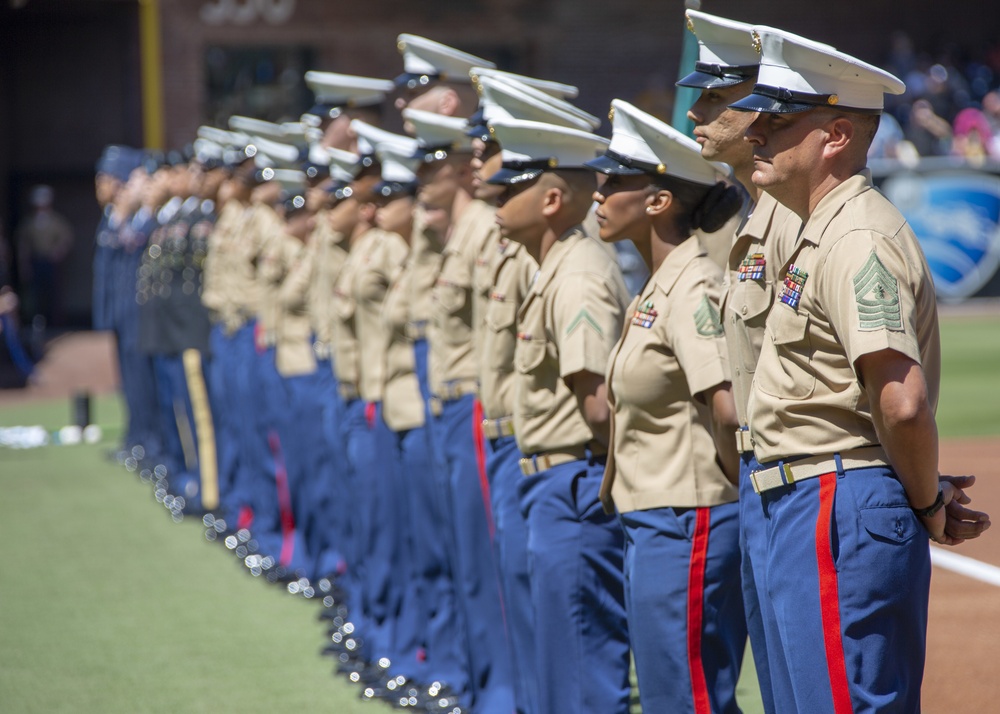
[671,0,701,138]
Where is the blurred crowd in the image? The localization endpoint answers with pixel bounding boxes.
[872,31,1000,161]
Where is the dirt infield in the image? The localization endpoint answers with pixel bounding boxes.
[2,332,997,710]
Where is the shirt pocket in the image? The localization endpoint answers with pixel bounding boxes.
[757,307,814,399]
[727,279,773,374]
[486,299,516,333]
[514,336,552,416]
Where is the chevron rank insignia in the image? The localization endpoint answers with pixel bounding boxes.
[694,295,723,336]
[853,250,902,330]
[738,253,766,281]
[565,308,603,337]
[779,264,808,309]
[630,300,658,328]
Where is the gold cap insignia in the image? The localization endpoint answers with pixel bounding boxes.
[751,30,761,54]
[488,125,496,136]
[397,40,406,52]
[608,106,616,122]
[656,163,667,174]
[548,157,559,168]
[827,94,839,105]
[686,13,695,34]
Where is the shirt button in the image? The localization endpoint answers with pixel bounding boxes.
[741,305,748,315]
[735,367,741,377]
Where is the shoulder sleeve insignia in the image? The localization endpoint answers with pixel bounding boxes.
[565,308,604,337]
[853,250,902,330]
[694,294,724,336]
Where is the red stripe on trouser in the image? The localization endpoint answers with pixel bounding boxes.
[816,473,853,714]
[268,430,296,567]
[471,399,495,541]
[365,401,376,430]
[687,507,712,714]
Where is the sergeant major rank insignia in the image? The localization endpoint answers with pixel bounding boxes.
[631,300,658,328]
[738,253,766,281]
[779,265,808,309]
[853,250,902,330]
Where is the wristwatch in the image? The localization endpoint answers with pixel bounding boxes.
[913,488,945,518]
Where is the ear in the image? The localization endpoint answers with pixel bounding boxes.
[645,188,673,217]
[540,185,564,218]
[822,115,855,159]
[437,87,461,117]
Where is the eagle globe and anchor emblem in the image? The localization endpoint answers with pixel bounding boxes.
[882,169,1000,301]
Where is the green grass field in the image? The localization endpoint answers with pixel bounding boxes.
[0,313,996,713]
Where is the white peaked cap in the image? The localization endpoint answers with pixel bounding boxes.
[326,147,361,183]
[280,122,322,146]
[396,34,494,85]
[193,138,225,162]
[307,143,332,167]
[732,26,905,113]
[197,126,248,149]
[304,71,394,106]
[469,67,578,99]
[251,136,301,169]
[587,99,726,186]
[687,10,757,67]
[228,116,287,142]
[402,108,474,155]
[486,118,609,185]
[350,120,412,156]
[269,168,306,193]
[376,138,421,185]
[477,75,600,132]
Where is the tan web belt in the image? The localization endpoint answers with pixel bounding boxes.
[749,446,889,494]
[735,429,754,453]
[482,416,515,440]
[519,444,607,477]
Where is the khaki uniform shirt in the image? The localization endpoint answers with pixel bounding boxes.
[380,219,447,430]
[601,235,735,512]
[514,226,629,456]
[429,198,499,397]
[305,211,348,355]
[748,171,941,463]
[275,234,317,376]
[331,230,375,391]
[201,198,241,323]
[252,204,287,344]
[720,192,801,425]
[352,228,409,403]
[478,237,537,421]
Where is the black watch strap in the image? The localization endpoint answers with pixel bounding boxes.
[913,488,945,518]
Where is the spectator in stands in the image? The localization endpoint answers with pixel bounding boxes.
[952,107,998,162]
[906,99,953,156]
[15,185,74,329]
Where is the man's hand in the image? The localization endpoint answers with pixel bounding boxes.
[936,474,991,544]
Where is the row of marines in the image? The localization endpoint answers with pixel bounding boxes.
[93,10,991,714]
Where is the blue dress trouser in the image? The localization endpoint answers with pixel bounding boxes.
[431,394,514,714]
[486,434,538,714]
[411,339,468,695]
[207,325,248,524]
[339,397,372,642]
[306,359,346,580]
[151,353,201,507]
[517,456,631,714]
[748,460,931,713]
[620,503,745,714]
[739,450,779,714]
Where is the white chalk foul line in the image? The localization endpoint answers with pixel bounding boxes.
[930,546,1000,587]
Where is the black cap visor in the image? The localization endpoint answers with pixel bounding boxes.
[486,164,547,186]
[584,152,649,176]
[677,62,757,90]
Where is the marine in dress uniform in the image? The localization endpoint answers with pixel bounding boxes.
[405,106,514,714]
[378,161,468,703]
[676,12,801,712]
[467,69,601,714]
[588,99,745,714]
[486,118,631,714]
[728,28,973,712]
[394,35,493,126]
